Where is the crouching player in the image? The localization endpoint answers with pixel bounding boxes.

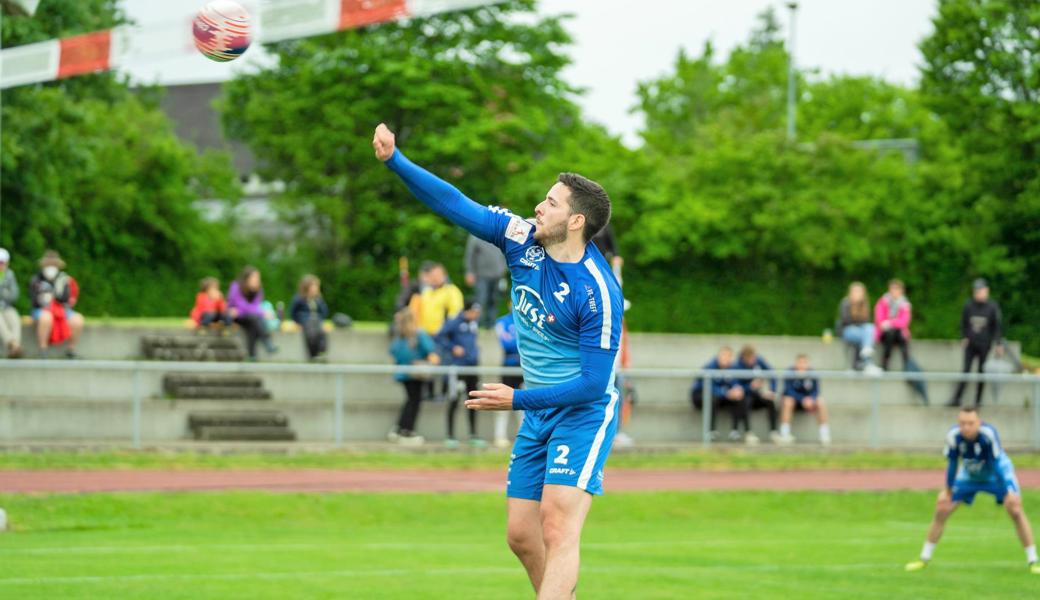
[906,406,1039,574]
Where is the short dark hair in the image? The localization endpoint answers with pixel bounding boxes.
[889,278,904,289]
[557,172,610,243]
[960,406,979,415]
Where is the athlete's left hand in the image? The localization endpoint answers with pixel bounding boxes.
[465,383,514,410]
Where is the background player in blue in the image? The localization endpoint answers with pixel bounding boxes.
[905,406,1039,574]
[374,123,624,598]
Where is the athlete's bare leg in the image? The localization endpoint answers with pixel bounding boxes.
[1004,493,1035,548]
[507,498,545,592]
[537,484,593,600]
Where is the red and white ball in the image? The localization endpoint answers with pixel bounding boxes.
[192,1,251,62]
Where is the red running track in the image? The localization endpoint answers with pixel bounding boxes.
[2,469,1039,494]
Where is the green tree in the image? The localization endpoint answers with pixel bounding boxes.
[0,0,242,316]
[220,0,633,319]
[919,0,1040,350]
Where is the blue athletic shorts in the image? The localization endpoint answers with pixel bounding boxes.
[507,393,619,501]
[952,475,1020,505]
[787,392,817,409]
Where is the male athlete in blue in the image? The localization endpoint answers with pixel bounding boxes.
[374,123,624,599]
[906,406,1039,573]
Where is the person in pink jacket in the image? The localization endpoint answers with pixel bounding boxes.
[875,279,912,370]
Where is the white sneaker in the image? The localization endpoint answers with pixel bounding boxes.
[820,432,832,446]
[769,431,784,444]
[744,432,760,446]
[775,432,796,445]
[863,363,883,376]
[859,346,875,359]
[727,430,742,442]
[398,433,425,446]
[387,429,400,442]
[493,438,510,449]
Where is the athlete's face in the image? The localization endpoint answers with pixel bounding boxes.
[958,410,981,441]
[533,182,583,246]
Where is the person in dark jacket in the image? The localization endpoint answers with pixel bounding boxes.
[691,347,745,442]
[732,345,780,445]
[948,278,1004,407]
[436,300,484,448]
[290,274,329,362]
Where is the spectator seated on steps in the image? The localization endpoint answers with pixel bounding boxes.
[28,250,84,359]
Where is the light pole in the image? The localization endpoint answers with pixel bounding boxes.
[786,1,799,142]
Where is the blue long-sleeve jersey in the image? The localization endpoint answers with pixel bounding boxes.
[943,422,1015,489]
[385,149,623,412]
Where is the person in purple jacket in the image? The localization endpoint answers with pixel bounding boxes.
[227,266,278,360]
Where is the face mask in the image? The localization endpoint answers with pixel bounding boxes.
[42,266,58,279]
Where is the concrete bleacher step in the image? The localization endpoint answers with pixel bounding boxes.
[141,335,245,362]
[167,387,273,400]
[193,425,297,441]
[163,374,263,393]
[188,411,288,431]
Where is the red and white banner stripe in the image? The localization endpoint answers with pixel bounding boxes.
[0,0,503,89]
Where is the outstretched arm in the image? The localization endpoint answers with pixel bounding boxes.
[373,123,521,247]
[465,349,617,411]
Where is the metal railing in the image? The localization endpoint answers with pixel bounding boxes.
[1,360,1038,449]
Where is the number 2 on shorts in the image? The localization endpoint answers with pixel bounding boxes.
[554,444,570,465]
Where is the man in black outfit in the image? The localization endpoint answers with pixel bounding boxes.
[948,278,1004,407]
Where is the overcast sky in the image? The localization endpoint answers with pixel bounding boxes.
[120,0,937,145]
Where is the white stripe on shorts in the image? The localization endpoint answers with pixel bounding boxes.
[577,376,619,491]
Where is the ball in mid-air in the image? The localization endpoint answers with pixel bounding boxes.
[192,1,251,62]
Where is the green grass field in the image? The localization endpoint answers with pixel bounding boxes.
[1,490,1038,599]
[5,449,1040,471]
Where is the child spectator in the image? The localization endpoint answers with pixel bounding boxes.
[227,266,277,360]
[29,250,84,359]
[190,277,231,329]
[389,307,440,444]
[691,347,744,442]
[290,274,329,362]
[0,248,23,358]
[778,354,831,446]
[875,279,912,370]
[436,300,484,448]
[733,345,781,445]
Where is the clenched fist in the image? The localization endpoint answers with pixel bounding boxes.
[372,123,396,162]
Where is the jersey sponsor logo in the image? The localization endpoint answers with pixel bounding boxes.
[548,467,576,476]
[520,245,544,270]
[505,216,532,244]
[584,285,597,313]
[514,285,550,339]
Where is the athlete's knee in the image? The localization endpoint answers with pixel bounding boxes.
[540,507,579,552]
[1004,494,1024,518]
[507,524,540,558]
